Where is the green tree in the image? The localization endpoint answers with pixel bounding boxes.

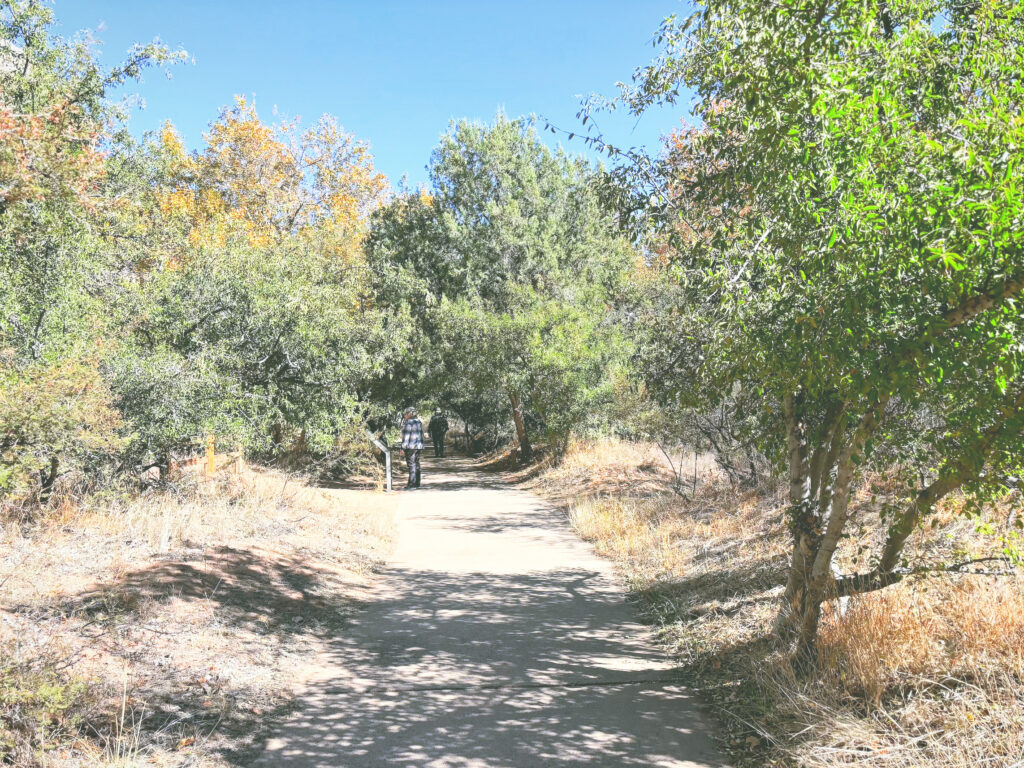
[101,109,395,473]
[0,358,124,500]
[0,1,182,362]
[0,1,181,500]
[368,115,634,456]
[597,0,1024,664]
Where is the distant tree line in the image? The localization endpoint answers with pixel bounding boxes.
[0,3,634,501]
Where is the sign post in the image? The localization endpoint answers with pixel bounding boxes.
[365,430,392,492]
[205,435,215,477]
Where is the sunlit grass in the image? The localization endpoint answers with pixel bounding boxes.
[543,438,1024,768]
[0,467,396,766]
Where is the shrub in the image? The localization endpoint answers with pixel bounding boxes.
[0,652,89,764]
[0,358,124,503]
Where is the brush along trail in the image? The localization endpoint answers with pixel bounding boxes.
[253,455,725,767]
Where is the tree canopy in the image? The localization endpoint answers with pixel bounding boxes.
[590,0,1024,661]
[367,115,635,453]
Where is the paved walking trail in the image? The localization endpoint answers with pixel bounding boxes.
[253,457,726,767]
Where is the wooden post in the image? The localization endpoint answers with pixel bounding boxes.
[205,435,215,477]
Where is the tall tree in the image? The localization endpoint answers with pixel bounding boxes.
[595,0,1024,664]
[0,0,181,361]
[155,97,387,255]
[101,101,394,471]
[0,1,180,499]
[367,115,634,455]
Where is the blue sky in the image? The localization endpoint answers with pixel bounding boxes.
[54,1,693,187]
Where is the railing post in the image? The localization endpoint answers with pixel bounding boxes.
[365,430,392,492]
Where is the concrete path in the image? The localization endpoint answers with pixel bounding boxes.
[253,457,726,767]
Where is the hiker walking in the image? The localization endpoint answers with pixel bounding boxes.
[429,409,449,457]
[401,407,425,488]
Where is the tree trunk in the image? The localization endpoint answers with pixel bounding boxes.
[790,395,890,667]
[770,278,1024,666]
[776,392,816,639]
[508,391,532,461]
[39,456,59,504]
[773,393,891,669]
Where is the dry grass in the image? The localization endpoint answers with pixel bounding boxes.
[819,580,1024,703]
[540,438,1024,768]
[0,466,397,767]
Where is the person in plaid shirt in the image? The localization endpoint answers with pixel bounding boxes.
[401,407,425,488]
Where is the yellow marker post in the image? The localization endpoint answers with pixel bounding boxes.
[205,435,215,477]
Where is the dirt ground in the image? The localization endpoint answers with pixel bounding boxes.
[0,467,397,767]
[251,455,724,768]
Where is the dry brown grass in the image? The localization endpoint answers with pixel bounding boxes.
[819,579,1024,704]
[0,466,396,767]
[528,437,720,507]
[539,438,1024,768]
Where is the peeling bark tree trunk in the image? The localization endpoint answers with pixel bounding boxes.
[792,396,888,667]
[774,391,890,668]
[772,279,1024,667]
[777,392,815,639]
[777,387,1023,668]
[508,391,532,461]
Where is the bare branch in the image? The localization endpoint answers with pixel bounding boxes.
[833,557,1018,599]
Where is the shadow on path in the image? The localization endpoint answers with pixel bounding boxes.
[249,570,725,766]
[248,457,728,768]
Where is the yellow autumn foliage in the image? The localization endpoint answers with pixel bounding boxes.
[155,97,387,259]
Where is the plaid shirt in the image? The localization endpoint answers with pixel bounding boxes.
[401,417,425,450]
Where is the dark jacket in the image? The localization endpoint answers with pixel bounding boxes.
[429,414,449,437]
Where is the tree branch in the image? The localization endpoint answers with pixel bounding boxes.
[901,270,1024,370]
[878,385,1024,572]
[833,557,1017,599]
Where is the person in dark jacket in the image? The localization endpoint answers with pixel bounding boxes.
[401,407,425,488]
[428,410,449,457]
